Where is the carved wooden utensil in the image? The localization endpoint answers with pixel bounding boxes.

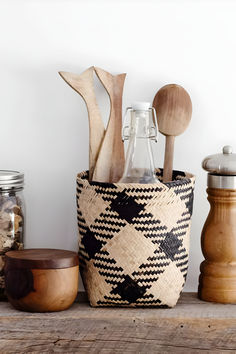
[92,67,126,183]
[153,84,192,182]
[59,67,105,180]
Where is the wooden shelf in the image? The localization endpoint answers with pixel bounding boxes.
[0,293,236,353]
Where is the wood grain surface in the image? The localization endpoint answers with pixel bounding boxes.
[5,249,78,269]
[92,67,126,183]
[199,188,236,304]
[0,293,236,353]
[153,84,192,137]
[59,68,105,180]
[153,84,192,182]
[5,267,79,312]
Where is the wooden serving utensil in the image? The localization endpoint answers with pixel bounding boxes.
[92,67,126,183]
[153,84,192,182]
[59,67,105,180]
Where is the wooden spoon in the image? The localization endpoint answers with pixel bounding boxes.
[92,67,126,183]
[153,84,192,182]
[59,67,105,180]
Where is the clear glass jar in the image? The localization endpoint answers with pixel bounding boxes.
[0,170,24,299]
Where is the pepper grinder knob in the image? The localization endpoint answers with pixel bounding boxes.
[223,145,233,154]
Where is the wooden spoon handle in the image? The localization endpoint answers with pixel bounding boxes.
[163,135,175,182]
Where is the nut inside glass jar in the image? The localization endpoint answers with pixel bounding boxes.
[0,171,24,300]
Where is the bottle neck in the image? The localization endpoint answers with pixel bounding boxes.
[129,110,151,138]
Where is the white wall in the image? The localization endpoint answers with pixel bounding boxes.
[0,0,235,291]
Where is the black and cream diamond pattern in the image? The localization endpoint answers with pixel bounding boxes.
[77,170,195,308]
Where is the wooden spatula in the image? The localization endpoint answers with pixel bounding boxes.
[59,67,105,180]
[153,84,192,182]
[92,67,126,183]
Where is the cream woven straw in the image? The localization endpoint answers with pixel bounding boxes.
[77,169,195,307]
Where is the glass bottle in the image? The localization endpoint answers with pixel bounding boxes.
[0,170,25,300]
[119,102,160,184]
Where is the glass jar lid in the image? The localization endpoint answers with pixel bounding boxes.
[202,146,236,175]
[0,170,24,190]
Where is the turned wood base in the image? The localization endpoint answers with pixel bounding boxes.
[199,261,236,304]
[6,266,79,312]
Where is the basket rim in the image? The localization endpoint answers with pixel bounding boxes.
[76,169,195,188]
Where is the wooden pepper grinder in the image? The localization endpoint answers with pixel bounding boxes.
[199,145,236,303]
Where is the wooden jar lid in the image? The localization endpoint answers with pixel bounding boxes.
[5,249,78,269]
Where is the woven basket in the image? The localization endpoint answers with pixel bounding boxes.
[77,169,195,308]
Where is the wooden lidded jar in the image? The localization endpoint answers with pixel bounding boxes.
[4,249,79,312]
[199,145,236,303]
